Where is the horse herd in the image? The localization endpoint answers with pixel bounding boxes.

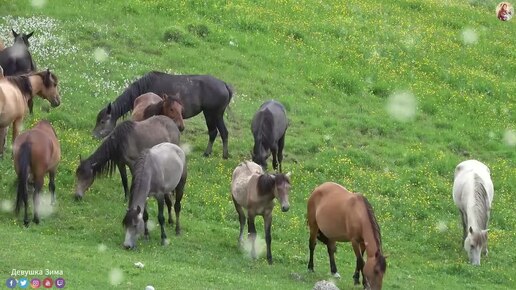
[0,30,496,289]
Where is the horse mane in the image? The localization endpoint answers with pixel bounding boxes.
[111,71,160,119]
[359,194,383,253]
[4,75,32,99]
[473,174,489,229]
[261,109,274,148]
[256,173,290,196]
[89,121,135,178]
[129,148,152,208]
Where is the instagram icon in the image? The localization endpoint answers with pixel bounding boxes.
[30,278,41,288]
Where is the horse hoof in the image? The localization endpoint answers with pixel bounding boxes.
[175,230,181,236]
[33,218,40,225]
[332,272,341,279]
[161,239,169,246]
[203,152,211,157]
[267,259,273,265]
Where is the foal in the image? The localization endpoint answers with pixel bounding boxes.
[231,161,291,264]
[131,92,184,131]
[13,120,60,226]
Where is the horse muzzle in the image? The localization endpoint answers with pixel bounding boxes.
[281,205,290,212]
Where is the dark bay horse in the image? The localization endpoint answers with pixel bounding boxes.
[13,120,60,226]
[453,159,494,265]
[131,92,185,131]
[75,115,181,202]
[251,100,288,172]
[0,69,60,155]
[307,182,387,290]
[231,161,291,264]
[0,29,36,77]
[92,71,233,158]
[123,142,187,249]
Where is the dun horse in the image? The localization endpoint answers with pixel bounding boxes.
[123,142,187,249]
[453,159,494,266]
[13,120,60,226]
[0,69,60,155]
[251,100,288,172]
[131,92,185,131]
[92,71,233,158]
[231,161,291,264]
[75,115,181,202]
[307,182,387,290]
[0,29,36,76]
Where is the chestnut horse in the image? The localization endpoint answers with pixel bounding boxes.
[131,92,185,131]
[307,182,387,290]
[13,120,61,227]
[231,161,291,264]
[0,70,60,155]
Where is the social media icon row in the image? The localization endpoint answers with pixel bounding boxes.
[5,277,65,288]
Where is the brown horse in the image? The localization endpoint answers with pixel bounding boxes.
[307,182,387,290]
[131,92,185,131]
[0,69,60,155]
[231,161,291,264]
[13,120,61,227]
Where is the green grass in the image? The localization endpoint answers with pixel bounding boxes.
[0,0,515,289]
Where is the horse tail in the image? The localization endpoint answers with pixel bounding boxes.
[15,142,32,215]
[224,83,234,118]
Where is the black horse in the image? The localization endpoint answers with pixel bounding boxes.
[0,29,36,76]
[92,71,233,159]
[251,100,288,172]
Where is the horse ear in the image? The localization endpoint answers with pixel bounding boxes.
[106,103,112,114]
[12,29,18,37]
[27,31,34,38]
[469,226,473,234]
[286,172,291,178]
[161,94,167,101]
[79,154,82,162]
[481,229,489,236]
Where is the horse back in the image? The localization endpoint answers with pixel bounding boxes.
[453,161,494,210]
[132,93,162,121]
[231,161,263,208]
[148,143,185,194]
[13,128,60,173]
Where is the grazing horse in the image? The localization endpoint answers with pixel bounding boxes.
[123,142,187,249]
[251,100,288,172]
[131,92,185,131]
[307,182,387,290]
[453,159,494,266]
[0,29,36,77]
[75,115,180,203]
[0,70,60,155]
[13,120,60,227]
[92,71,233,158]
[231,161,291,264]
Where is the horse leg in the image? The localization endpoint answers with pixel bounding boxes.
[117,163,129,201]
[202,112,218,157]
[264,212,273,264]
[49,170,56,205]
[173,175,186,235]
[277,134,285,173]
[247,212,257,259]
[271,147,278,172]
[460,210,467,241]
[352,241,365,286]
[327,240,339,278]
[307,224,318,272]
[232,196,246,246]
[165,193,173,225]
[216,115,229,159]
[0,126,7,156]
[32,177,44,225]
[157,197,168,245]
[12,118,22,145]
[143,206,150,241]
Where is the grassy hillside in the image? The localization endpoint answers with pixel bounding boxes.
[0,0,514,289]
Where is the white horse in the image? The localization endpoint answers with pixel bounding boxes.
[453,159,494,265]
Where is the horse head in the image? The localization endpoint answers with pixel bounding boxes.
[122,205,144,249]
[37,69,60,107]
[364,250,387,290]
[12,29,34,47]
[162,93,184,132]
[272,172,291,212]
[93,103,116,139]
[74,156,95,200]
[464,226,488,266]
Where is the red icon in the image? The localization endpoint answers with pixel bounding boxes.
[42,278,53,288]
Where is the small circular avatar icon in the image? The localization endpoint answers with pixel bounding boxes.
[497,2,514,21]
